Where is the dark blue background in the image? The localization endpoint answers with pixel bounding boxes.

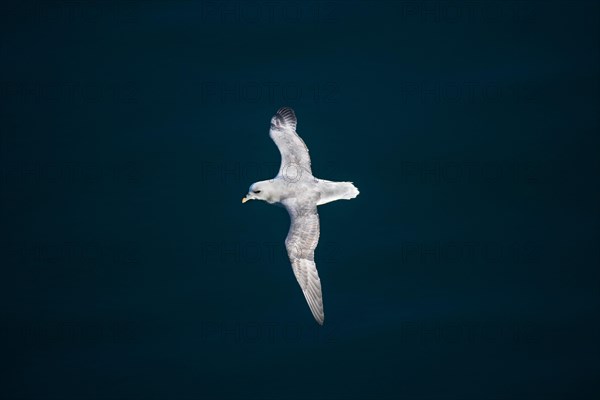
[1,1,599,399]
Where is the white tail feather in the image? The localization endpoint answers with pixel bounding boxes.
[316,180,359,205]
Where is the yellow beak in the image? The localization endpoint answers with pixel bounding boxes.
[241,197,249,203]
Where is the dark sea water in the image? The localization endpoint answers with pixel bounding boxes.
[1,1,599,399]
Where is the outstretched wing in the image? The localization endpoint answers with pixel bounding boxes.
[283,199,324,325]
[269,107,313,178]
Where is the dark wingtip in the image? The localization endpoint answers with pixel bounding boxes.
[277,106,294,113]
[274,107,297,130]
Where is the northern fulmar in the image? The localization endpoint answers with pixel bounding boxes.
[242,107,359,325]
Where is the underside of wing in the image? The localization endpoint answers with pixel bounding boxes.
[290,258,324,324]
[284,201,323,324]
[269,107,313,178]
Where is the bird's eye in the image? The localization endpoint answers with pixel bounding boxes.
[253,190,261,194]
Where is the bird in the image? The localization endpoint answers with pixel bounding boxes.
[242,107,359,325]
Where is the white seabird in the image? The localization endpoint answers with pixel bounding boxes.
[242,107,359,325]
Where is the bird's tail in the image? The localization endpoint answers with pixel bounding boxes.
[316,181,359,205]
[340,182,360,200]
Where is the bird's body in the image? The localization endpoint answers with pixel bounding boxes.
[242,107,359,325]
[248,177,358,206]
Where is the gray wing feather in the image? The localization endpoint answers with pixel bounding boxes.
[283,200,324,325]
[269,107,313,177]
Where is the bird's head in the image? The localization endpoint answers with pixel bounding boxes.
[242,181,275,204]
